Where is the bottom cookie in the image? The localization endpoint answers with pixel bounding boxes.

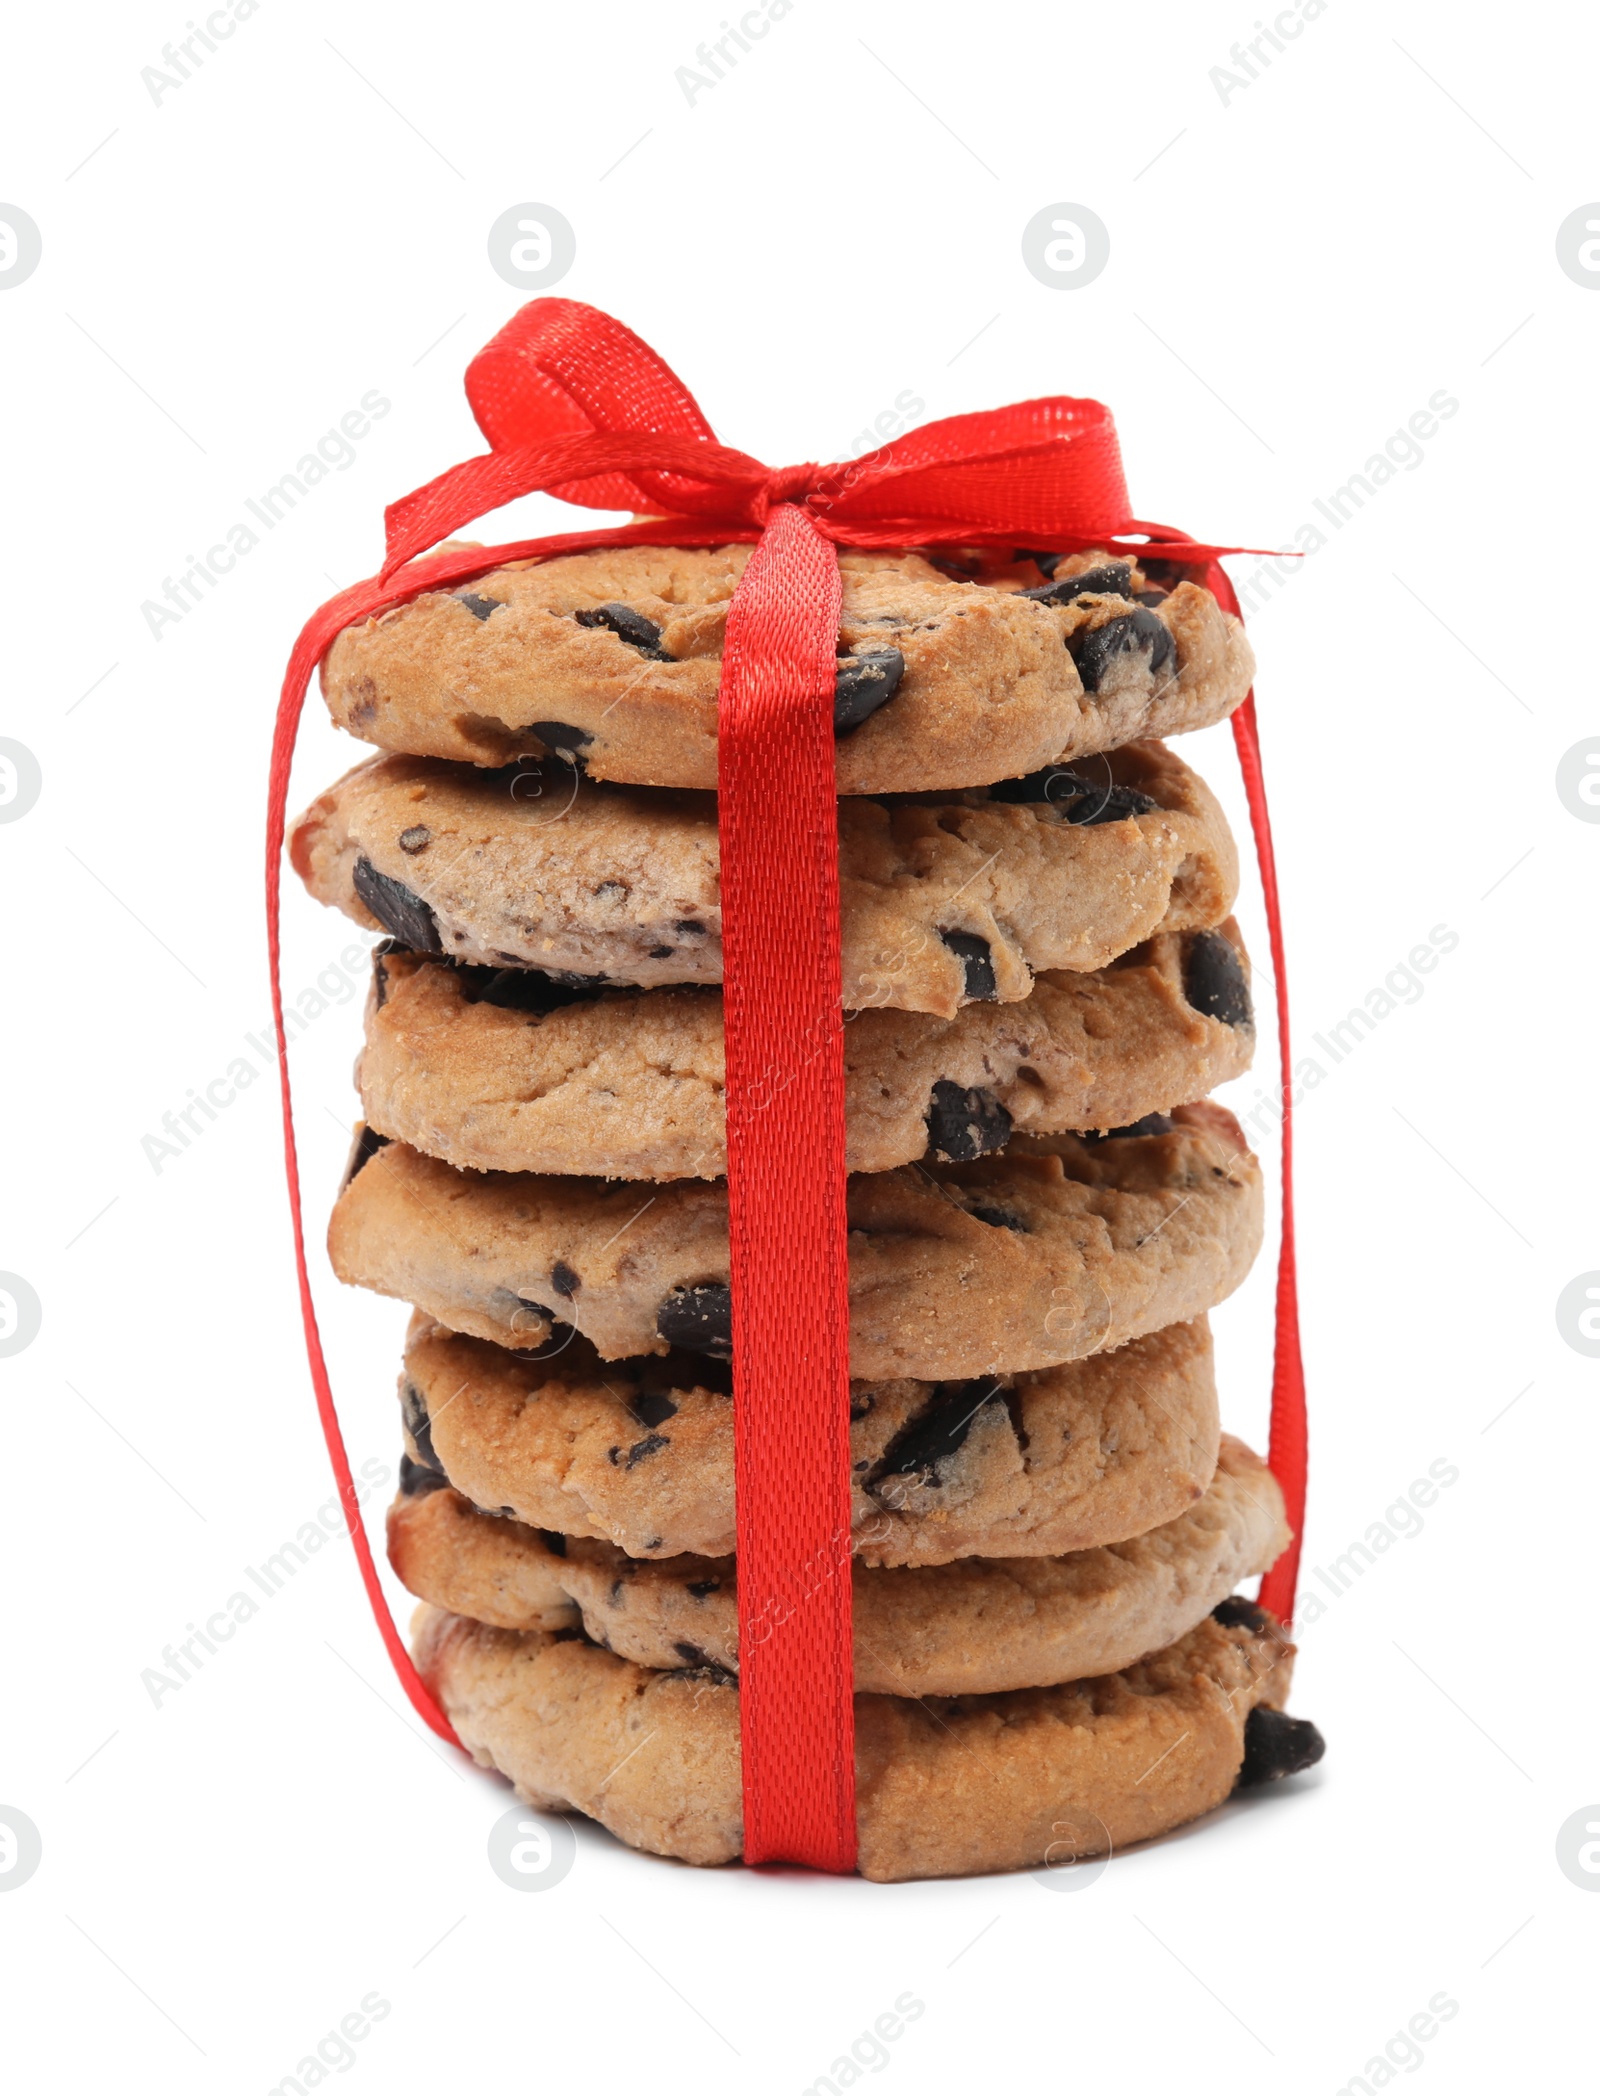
[414,1600,1323,1881]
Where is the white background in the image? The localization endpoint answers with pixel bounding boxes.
[2,1,1595,2088]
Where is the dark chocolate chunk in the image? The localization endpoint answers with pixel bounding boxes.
[966,1202,1028,1231]
[629,1389,679,1430]
[455,963,601,1015]
[573,602,673,659]
[674,919,707,937]
[1002,1387,1030,1452]
[398,825,431,855]
[530,721,593,766]
[925,1079,1013,1163]
[399,1379,440,1472]
[398,1452,450,1498]
[867,1379,1006,1499]
[673,1641,718,1669]
[455,593,503,621]
[550,1259,581,1299]
[353,857,443,953]
[656,1283,733,1360]
[937,929,997,1001]
[536,1529,568,1557]
[986,766,1159,822]
[849,1391,875,1422]
[685,1578,722,1600]
[1212,1595,1272,1632]
[647,945,673,959]
[834,647,906,733]
[1182,929,1253,1030]
[1020,561,1132,606]
[1134,589,1170,609]
[492,1289,554,1335]
[1139,557,1203,589]
[341,1123,391,1188]
[1069,607,1176,692]
[1238,1704,1326,1786]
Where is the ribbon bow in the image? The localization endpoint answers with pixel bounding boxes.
[267,300,1306,1877]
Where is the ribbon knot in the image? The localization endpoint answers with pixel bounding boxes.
[758,462,827,518]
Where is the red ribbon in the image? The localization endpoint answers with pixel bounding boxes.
[267,299,1307,1860]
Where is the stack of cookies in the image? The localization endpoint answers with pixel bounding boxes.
[291,542,1325,1882]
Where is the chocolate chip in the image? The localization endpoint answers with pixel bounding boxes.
[530,721,593,766]
[1020,561,1132,605]
[492,1289,554,1334]
[1139,557,1203,589]
[608,1578,625,1606]
[867,1380,1006,1498]
[1238,1704,1326,1786]
[629,1389,679,1430]
[834,647,905,733]
[550,1259,581,1298]
[926,1080,1013,1163]
[849,1391,876,1422]
[398,1453,450,1497]
[656,1283,732,1359]
[1134,590,1169,609]
[937,929,997,1001]
[987,767,1159,822]
[677,1656,738,1687]
[341,1123,391,1188]
[674,920,707,937]
[673,1641,717,1669]
[455,593,503,621]
[573,602,673,658]
[455,962,602,1014]
[399,1379,440,1472]
[1069,607,1176,692]
[1083,1114,1176,1142]
[966,1202,1028,1231]
[352,858,442,953]
[685,1579,722,1600]
[1182,929,1253,1029]
[398,825,431,854]
[536,1529,568,1557]
[1212,1595,1272,1632]
[595,880,628,901]
[647,945,673,959]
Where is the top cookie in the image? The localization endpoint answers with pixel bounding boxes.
[321,547,1254,794]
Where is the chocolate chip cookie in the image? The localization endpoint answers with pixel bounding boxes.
[390,1433,1287,1695]
[394,1311,1220,1565]
[321,547,1254,794]
[413,1602,1318,1879]
[288,738,1238,1016]
[327,1102,1262,1379]
[353,924,1254,1180]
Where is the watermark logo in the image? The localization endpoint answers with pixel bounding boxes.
[1555,1804,1600,1889]
[0,1807,42,1890]
[0,740,41,824]
[1555,1273,1600,1357]
[1556,738,1600,822]
[1555,204,1600,289]
[1031,1810,1113,1890]
[0,1274,42,1358]
[0,205,41,289]
[486,1806,576,1889]
[1021,203,1110,290]
[487,204,575,291]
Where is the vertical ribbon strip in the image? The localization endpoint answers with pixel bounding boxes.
[719,507,857,1871]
